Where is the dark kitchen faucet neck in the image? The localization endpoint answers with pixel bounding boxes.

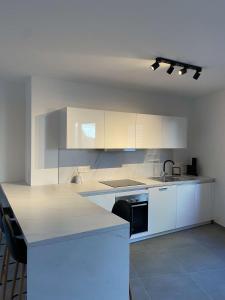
[163,160,175,173]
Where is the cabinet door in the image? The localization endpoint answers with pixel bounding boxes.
[64,107,105,149]
[136,114,163,149]
[87,193,115,212]
[148,186,177,234]
[162,116,187,148]
[176,184,196,228]
[105,111,136,149]
[195,183,213,223]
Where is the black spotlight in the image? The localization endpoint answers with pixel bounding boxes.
[167,64,174,75]
[151,61,160,71]
[178,67,187,75]
[193,70,201,80]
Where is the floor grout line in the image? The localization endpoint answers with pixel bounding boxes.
[187,273,214,300]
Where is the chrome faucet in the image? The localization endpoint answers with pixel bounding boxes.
[162,160,175,177]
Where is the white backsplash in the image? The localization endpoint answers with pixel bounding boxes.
[59,162,163,184]
[58,149,177,184]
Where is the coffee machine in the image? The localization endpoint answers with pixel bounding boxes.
[186,158,198,176]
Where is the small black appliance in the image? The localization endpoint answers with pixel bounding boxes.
[186,158,198,176]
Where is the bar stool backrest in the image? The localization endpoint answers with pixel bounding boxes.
[0,204,14,233]
[0,204,4,232]
[2,215,27,264]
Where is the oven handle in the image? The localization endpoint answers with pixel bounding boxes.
[158,187,168,191]
[132,203,148,207]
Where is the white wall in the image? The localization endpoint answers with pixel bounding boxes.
[0,80,25,182]
[28,76,193,185]
[190,90,225,226]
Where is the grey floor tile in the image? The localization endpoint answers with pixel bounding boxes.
[132,250,185,276]
[131,230,200,255]
[173,244,225,273]
[189,224,225,236]
[141,273,211,300]
[209,247,225,262]
[189,225,225,249]
[130,224,225,300]
[190,268,225,300]
[130,277,151,300]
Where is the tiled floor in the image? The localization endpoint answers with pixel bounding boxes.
[130,224,225,300]
[0,244,27,299]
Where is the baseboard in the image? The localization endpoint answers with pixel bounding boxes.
[130,221,213,243]
[214,221,225,228]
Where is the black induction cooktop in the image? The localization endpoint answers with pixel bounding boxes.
[99,179,145,188]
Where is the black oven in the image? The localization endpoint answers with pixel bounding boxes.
[113,193,148,236]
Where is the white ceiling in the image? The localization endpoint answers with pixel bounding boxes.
[0,0,225,96]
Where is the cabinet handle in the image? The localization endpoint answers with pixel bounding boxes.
[159,187,168,191]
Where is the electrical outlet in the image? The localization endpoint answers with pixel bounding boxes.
[77,166,90,173]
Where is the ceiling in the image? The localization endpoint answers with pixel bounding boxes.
[0,0,225,97]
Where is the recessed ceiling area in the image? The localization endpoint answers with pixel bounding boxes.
[0,0,225,96]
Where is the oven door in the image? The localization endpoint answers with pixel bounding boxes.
[130,201,148,235]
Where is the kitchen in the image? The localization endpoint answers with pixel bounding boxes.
[0,1,225,300]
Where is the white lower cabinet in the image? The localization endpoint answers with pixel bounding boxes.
[86,193,115,212]
[195,183,213,223]
[86,182,213,239]
[176,184,196,228]
[148,185,177,234]
[149,183,213,236]
[176,183,213,228]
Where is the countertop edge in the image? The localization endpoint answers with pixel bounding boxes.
[27,222,129,248]
[79,177,215,197]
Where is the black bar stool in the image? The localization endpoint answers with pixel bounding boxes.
[0,204,14,249]
[0,204,16,286]
[2,215,27,300]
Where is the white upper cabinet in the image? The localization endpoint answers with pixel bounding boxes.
[60,107,105,149]
[162,116,187,148]
[136,114,163,149]
[59,107,187,149]
[104,111,136,149]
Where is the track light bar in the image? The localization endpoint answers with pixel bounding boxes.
[151,57,202,80]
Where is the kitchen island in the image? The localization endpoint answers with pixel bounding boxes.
[0,183,129,300]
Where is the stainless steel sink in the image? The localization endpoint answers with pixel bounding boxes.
[150,176,197,183]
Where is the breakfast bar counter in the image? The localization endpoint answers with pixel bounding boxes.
[0,183,129,300]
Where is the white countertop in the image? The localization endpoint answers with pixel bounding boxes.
[1,176,214,247]
[77,176,215,196]
[1,183,128,247]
